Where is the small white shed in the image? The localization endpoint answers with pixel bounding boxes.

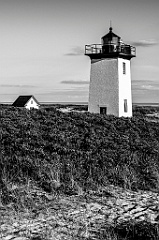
[12,95,40,110]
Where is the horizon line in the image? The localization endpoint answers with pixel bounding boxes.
[0,101,159,106]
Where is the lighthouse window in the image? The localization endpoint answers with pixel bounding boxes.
[123,62,126,74]
[124,99,128,112]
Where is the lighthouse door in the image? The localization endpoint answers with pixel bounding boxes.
[100,107,107,115]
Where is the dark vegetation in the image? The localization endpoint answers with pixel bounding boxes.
[105,221,159,240]
[1,104,159,239]
[1,104,159,195]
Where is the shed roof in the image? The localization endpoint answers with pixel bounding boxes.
[12,95,40,107]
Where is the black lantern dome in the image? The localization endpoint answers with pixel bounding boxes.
[101,27,121,54]
[102,27,121,45]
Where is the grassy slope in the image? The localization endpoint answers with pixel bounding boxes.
[1,105,159,195]
[1,104,159,239]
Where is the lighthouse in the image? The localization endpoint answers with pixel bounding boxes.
[85,27,136,117]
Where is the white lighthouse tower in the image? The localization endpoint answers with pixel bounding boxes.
[85,27,136,117]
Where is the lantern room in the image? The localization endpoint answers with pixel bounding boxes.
[85,27,136,60]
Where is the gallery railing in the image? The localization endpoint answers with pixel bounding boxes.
[85,43,136,57]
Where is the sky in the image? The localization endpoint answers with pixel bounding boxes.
[0,0,159,103]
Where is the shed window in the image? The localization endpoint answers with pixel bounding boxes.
[123,62,126,74]
[100,107,107,115]
[124,99,128,112]
[31,100,33,104]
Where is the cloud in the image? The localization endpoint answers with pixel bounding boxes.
[0,84,36,88]
[129,39,158,47]
[132,80,159,91]
[36,89,89,99]
[61,80,89,85]
[65,46,84,56]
